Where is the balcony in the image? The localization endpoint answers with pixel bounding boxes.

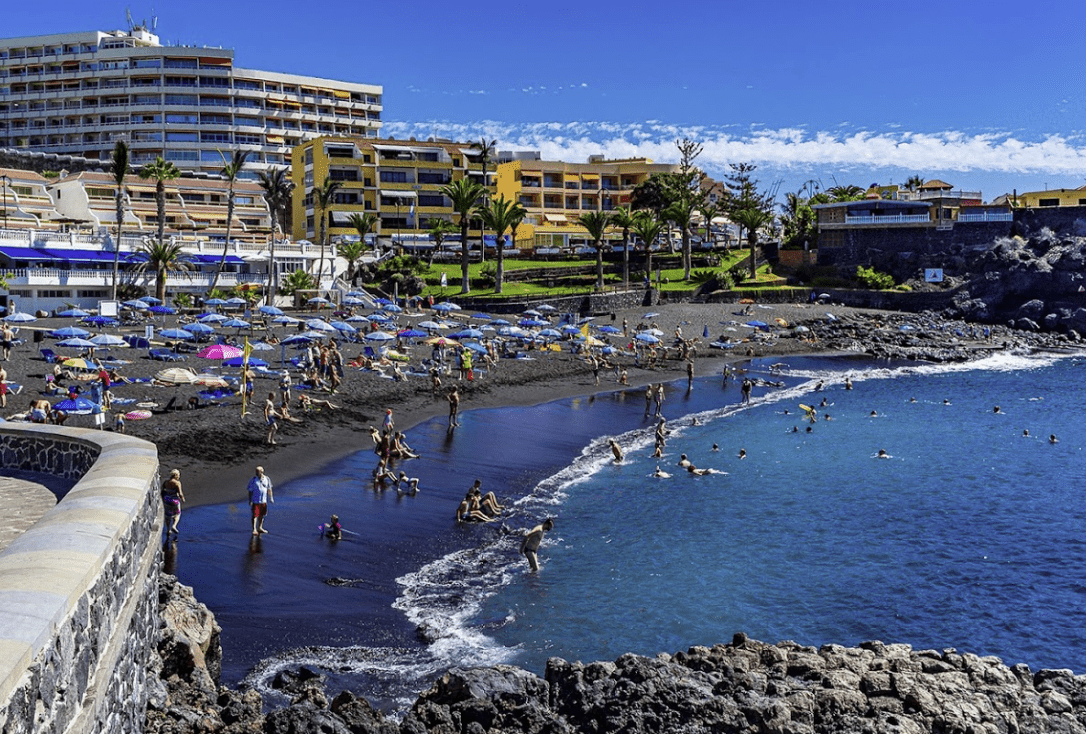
[842,214,932,225]
[957,211,1013,223]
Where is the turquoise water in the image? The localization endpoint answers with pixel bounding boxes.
[175,351,1086,713]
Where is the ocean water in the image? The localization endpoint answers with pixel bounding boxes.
[172,351,1086,714]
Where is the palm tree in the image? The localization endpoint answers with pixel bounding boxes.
[731,207,775,281]
[439,177,486,293]
[337,240,366,284]
[577,210,613,290]
[311,176,342,287]
[109,141,130,301]
[609,206,635,288]
[476,195,526,294]
[138,156,181,257]
[699,203,721,248]
[631,211,665,286]
[207,150,250,296]
[347,212,379,252]
[475,138,497,263]
[258,166,293,305]
[905,175,924,192]
[133,238,190,303]
[664,197,698,281]
[426,217,456,267]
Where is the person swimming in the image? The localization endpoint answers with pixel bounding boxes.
[738,449,747,459]
[1050,434,1059,444]
[651,465,671,478]
[608,438,624,463]
[711,443,719,452]
[876,449,891,459]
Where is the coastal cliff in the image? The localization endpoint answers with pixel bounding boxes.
[147,575,1086,733]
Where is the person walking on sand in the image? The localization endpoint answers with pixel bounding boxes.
[264,392,279,445]
[247,466,273,535]
[162,468,185,538]
[609,438,624,463]
[521,518,554,572]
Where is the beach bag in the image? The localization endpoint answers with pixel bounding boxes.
[467,369,474,381]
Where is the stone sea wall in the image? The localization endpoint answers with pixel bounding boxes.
[0,425,161,734]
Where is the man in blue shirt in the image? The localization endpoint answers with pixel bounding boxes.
[247,465,274,536]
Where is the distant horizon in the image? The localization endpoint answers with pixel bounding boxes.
[6,1,1086,204]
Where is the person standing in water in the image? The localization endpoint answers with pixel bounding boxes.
[521,518,555,572]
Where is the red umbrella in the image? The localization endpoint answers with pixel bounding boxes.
[196,344,245,360]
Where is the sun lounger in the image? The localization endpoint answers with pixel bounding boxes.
[148,348,186,361]
[38,348,65,363]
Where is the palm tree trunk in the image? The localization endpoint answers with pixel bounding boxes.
[208,194,234,295]
[748,233,758,280]
[460,220,470,294]
[495,239,504,294]
[596,242,604,290]
[317,211,327,289]
[112,194,123,300]
[622,229,629,288]
[268,209,278,305]
[683,229,691,281]
[157,268,167,303]
[156,184,166,249]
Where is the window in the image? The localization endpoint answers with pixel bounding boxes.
[1039,198,1060,207]
[418,194,445,207]
[165,113,198,124]
[380,170,408,183]
[166,132,198,142]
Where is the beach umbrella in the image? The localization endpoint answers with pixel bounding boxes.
[61,357,94,369]
[139,296,162,305]
[330,321,358,334]
[58,307,90,318]
[373,297,392,305]
[90,334,127,347]
[199,313,228,323]
[257,305,283,317]
[384,303,403,313]
[226,297,248,306]
[306,319,337,333]
[122,300,149,310]
[644,328,664,336]
[635,333,660,344]
[523,309,542,317]
[745,320,769,330]
[347,290,366,297]
[367,313,394,323]
[221,318,251,329]
[520,318,548,327]
[248,341,275,352]
[539,328,562,339]
[489,318,512,326]
[462,341,488,353]
[56,337,97,349]
[418,320,443,330]
[81,315,117,327]
[154,367,196,385]
[498,326,531,338]
[794,325,811,334]
[537,304,557,313]
[280,334,313,345]
[598,325,622,334]
[643,312,659,319]
[160,328,195,340]
[423,336,458,346]
[53,396,98,415]
[345,314,370,323]
[433,302,460,313]
[192,373,229,388]
[307,296,330,305]
[148,305,176,315]
[3,312,36,323]
[343,297,365,306]
[397,328,427,338]
[185,322,215,334]
[560,325,582,335]
[470,313,492,320]
[298,331,330,340]
[577,317,595,324]
[197,344,244,360]
[451,327,484,339]
[205,298,228,307]
[50,326,90,339]
[223,356,267,367]
[270,315,299,326]
[365,330,396,341]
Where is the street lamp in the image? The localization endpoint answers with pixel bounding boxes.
[0,175,10,231]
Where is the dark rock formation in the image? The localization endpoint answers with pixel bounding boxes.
[146,576,1086,733]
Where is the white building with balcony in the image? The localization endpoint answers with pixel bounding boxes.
[0,26,382,178]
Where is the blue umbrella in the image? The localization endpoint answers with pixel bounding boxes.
[368,313,394,323]
[57,337,97,349]
[205,298,228,306]
[307,296,330,305]
[520,318,548,327]
[560,325,582,335]
[384,303,403,313]
[122,300,149,310]
[539,328,562,339]
[223,356,268,367]
[433,302,460,312]
[450,328,484,339]
[222,318,251,329]
[418,320,443,330]
[306,319,337,333]
[471,313,492,320]
[259,305,283,316]
[343,297,365,306]
[58,308,90,318]
[271,315,299,325]
[523,309,542,317]
[185,322,215,334]
[397,328,427,338]
[462,342,488,353]
[139,296,162,305]
[280,334,313,345]
[365,331,396,341]
[373,297,392,305]
[90,334,127,347]
[635,333,660,344]
[3,312,36,323]
[489,318,511,326]
[346,314,370,323]
[598,325,622,334]
[226,297,247,306]
[160,328,195,340]
[149,305,176,315]
[52,397,98,415]
[81,315,117,327]
[199,313,228,323]
[50,326,91,339]
[330,321,358,334]
[537,304,557,312]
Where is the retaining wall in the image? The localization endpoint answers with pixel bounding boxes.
[0,425,161,734]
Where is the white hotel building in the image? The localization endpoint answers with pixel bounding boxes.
[0,26,382,177]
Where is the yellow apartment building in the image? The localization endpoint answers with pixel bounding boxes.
[1008,186,1086,208]
[495,155,678,250]
[292,136,500,246]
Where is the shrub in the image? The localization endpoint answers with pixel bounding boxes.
[855,265,895,290]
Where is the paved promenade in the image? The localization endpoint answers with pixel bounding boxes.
[0,469,73,552]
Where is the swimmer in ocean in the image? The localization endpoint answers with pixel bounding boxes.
[993,406,1001,414]
[738,449,747,459]
[1050,434,1059,444]
[876,449,891,459]
[651,465,671,478]
[844,377,853,390]
[711,443,719,452]
[909,397,917,403]
[869,410,878,417]
[943,399,951,405]
[1023,429,1030,437]
[677,454,692,470]
[686,464,712,476]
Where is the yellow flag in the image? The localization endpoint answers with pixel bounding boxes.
[580,323,589,339]
[243,337,253,364]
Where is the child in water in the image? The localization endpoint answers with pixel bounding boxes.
[322,514,342,541]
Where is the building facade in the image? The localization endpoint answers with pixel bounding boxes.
[494,155,679,250]
[0,27,382,177]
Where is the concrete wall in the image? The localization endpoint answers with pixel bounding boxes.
[0,425,161,734]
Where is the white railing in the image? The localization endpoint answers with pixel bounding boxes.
[957,211,1013,223]
[897,189,982,202]
[843,214,932,225]
[6,268,267,288]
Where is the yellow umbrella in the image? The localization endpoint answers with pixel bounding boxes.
[424,336,459,346]
[62,357,93,370]
[775,317,789,327]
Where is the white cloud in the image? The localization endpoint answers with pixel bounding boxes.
[381,120,1086,177]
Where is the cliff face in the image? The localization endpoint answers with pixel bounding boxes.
[147,576,1086,734]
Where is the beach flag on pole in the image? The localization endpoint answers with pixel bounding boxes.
[580,323,590,339]
[409,201,415,225]
[241,337,253,417]
[440,271,447,288]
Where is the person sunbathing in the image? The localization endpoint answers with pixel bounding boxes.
[298,394,338,412]
[278,402,304,424]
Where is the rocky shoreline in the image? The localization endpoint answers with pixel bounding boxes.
[148,575,1086,734]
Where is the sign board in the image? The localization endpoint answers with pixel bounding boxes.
[925,269,944,283]
[98,300,120,317]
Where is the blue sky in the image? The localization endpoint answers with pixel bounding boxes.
[7,1,1086,200]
